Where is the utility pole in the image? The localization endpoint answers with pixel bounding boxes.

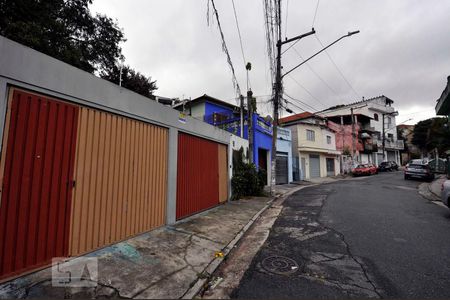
[351,107,356,164]
[269,1,357,190]
[119,65,123,87]
[271,0,282,189]
[242,62,252,139]
[270,1,316,190]
[247,89,254,163]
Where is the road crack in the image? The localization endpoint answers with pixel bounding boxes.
[316,196,383,298]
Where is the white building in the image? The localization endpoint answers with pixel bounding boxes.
[318,95,404,166]
[280,113,341,180]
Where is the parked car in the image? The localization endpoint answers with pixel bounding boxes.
[378,161,392,172]
[353,164,377,176]
[368,164,378,174]
[404,162,435,181]
[389,161,399,171]
[442,179,450,207]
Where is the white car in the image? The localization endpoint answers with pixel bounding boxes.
[442,179,450,207]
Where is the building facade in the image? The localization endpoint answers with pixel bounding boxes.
[174,95,274,184]
[276,127,293,184]
[280,114,341,180]
[397,124,420,165]
[318,95,404,167]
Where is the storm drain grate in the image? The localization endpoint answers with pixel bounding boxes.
[261,256,300,275]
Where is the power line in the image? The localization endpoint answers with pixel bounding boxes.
[207,0,242,98]
[398,109,435,117]
[311,0,320,28]
[284,0,289,38]
[231,0,246,66]
[292,46,340,101]
[262,0,277,84]
[315,34,360,100]
[283,92,320,112]
[284,99,305,112]
[286,74,327,109]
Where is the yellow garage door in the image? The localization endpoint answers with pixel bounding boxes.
[69,107,168,256]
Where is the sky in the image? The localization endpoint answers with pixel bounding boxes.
[90,0,450,125]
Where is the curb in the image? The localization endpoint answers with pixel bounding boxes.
[181,185,306,299]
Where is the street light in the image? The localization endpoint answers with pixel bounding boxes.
[282,30,360,79]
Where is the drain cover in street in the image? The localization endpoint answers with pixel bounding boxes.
[261,256,300,275]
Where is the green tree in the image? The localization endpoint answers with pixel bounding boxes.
[0,0,159,96]
[0,0,124,74]
[100,65,157,98]
[412,117,450,156]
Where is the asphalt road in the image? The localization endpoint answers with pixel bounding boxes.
[232,172,450,299]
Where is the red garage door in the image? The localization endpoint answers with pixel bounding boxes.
[176,133,220,220]
[0,89,79,280]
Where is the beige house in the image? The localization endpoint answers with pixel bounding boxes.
[280,113,341,180]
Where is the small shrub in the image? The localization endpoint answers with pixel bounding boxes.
[231,147,266,200]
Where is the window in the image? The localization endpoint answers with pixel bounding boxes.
[387,116,392,127]
[327,135,332,144]
[374,113,379,121]
[388,133,394,141]
[306,129,315,141]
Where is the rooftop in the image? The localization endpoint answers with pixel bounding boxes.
[319,95,394,114]
[279,112,314,124]
[173,94,239,110]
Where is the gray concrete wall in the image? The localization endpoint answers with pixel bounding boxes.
[0,35,230,225]
[0,36,229,146]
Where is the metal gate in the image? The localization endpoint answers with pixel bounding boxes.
[276,152,289,184]
[326,158,335,176]
[309,154,321,178]
[387,151,396,162]
[69,107,168,256]
[176,133,221,220]
[0,89,79,279]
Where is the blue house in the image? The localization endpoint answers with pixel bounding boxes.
[174,94,272,183]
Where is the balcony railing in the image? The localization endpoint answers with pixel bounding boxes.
[375,139,404,150]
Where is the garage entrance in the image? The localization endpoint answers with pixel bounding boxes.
[276,152,289,184]
[309,154,321,178]
[176,133,227,220]
[326,158,335,176]
[0,89,79,279]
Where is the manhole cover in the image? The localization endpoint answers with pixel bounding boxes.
[261,256,299,275]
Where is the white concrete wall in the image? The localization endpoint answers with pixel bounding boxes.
[190,103,205,120]
[229,134,249,198]
[322,128,337,151]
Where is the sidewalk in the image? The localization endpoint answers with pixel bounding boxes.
[292,174,353,186]
[0,185,302,299]
[418,174,446,202]
[429,175,447,198]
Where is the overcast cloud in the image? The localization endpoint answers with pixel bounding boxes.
[90,0,450,124]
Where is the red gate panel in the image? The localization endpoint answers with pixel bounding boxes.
[176,133,219,220]
[0,89,79,280]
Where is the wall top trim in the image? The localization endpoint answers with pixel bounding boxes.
[0,36,229,144]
